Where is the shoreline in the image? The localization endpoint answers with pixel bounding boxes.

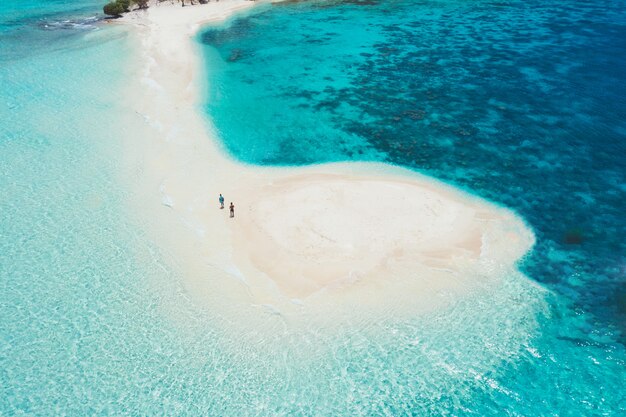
[117,0,538,326]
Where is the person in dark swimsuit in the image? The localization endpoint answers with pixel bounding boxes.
[229,202,235,218]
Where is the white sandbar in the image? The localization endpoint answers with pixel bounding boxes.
[117,0,536,322]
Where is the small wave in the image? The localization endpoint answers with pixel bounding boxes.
[38,15,102,32]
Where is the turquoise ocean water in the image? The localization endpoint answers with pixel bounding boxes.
[1,0,625,414]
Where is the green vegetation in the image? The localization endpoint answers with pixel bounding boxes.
[103,1,125,16]
[103,0,147,17]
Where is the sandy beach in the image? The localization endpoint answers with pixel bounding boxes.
[118,0,536,324]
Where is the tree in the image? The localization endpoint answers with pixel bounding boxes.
[117,0,131,11]
[103,1,125,16]
[103,0,148,17]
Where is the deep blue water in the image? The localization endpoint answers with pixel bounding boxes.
[200,0,626,341]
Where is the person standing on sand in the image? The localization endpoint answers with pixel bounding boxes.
[219,194,224,209]
[229,202,235,218]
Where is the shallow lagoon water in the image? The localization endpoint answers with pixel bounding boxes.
[1,0,625,415]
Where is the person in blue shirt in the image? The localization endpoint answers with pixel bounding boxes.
[219,194,225,209]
